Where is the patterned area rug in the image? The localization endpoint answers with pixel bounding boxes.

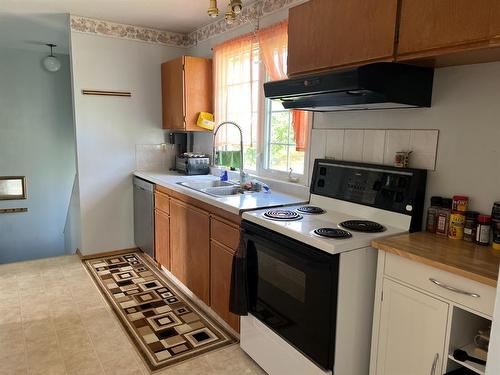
[83,252,237,372]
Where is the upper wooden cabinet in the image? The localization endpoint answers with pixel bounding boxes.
[161,56,213,131]
[491,1,500,44]
[397,0,493,59]
[287,0,398,76]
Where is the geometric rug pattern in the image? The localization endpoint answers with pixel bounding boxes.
[83,252,237,372]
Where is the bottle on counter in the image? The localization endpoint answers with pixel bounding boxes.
[436,198,452,237]
[426,196,442,233]
[463,211,479,242]
[452,195,469,212]
[475,215,492,246]
[491,202,500,250]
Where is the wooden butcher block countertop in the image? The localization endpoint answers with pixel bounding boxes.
[372,232,500,287]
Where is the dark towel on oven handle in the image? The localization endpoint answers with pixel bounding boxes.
[229,230,249,316]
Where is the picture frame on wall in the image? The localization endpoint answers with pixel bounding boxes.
[0,176,27,200]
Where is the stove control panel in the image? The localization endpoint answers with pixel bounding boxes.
[311,160,427,231]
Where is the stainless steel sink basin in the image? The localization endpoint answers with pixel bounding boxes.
[178,180,234,189]
[177,180,246,197]
[203,186,243,196]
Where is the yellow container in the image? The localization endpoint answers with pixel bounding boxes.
[196,112,215,130]
[448,211,465,240]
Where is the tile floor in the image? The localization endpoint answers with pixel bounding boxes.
[0,255,266,375]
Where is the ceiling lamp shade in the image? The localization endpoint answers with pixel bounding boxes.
[224,4,236,24]
[230,0,243,14]
[208,0,219,17]
[43,43,61,72]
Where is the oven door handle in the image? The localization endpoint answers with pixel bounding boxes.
[244,232,336,268]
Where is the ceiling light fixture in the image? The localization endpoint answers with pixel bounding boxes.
[224,3,236,24]
[207,0,219,18]
[43,43,61,72]
[208,0,244,24]
[230,0,243,14]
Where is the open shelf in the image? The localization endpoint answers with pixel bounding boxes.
[448,343,486,375]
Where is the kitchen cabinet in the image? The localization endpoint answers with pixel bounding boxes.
[370,234,498,375]
[161,55,213,131]
[287,0,398,76]
[210,240,240,332]
[491,1,500,45]
[375,278,448,375]
[397,0,492,59]
[154,190,170,269]
[170,198,210,304]
[154,209,170,270]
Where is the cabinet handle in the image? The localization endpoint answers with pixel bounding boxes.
[430,353,439,375]
[429,278,480,298]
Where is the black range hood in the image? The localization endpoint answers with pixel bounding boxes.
[264,63,434,112]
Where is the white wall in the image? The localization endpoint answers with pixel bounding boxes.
[313,62,500,215]
[70,32,185,254]
[0,48,76,263]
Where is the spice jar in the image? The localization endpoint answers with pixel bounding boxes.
[436,198,452,237]
[491,202,500,250]
[449,210,466,240]
[475,215,492,246]
[452,195,469,212]
[426,196,442,233]
[463,211,479,242]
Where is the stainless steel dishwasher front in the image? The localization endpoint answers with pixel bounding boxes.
[133,176,154,259]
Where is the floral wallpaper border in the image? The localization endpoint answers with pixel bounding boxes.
[70,16,190,47]
[70,0,304,48]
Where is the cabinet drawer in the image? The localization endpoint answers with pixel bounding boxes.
[211,217,240,253]
[154,191,170,214]
[384,252,496,316]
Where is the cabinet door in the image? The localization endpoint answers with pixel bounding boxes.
[154,209,170,270]
[184,56,213,132]
[398,0,492,57]
[210,240,239,332]
[287,0,398,76]
[376,279,448,375]
[170,199,210,304]
[161,56,185,130]
[491,1,500,42]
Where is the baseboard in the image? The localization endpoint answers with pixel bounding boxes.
[76,247,140,260]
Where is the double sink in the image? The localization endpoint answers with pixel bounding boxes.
[177,180,247,197]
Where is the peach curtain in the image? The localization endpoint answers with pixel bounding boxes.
[213,33,259,162]
[257,20,310,152]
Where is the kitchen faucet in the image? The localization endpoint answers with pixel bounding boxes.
[212,121,246,183]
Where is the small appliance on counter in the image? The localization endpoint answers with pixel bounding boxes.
[175,153,210,175]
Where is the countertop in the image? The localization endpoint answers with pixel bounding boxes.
[134,170,308,215]
[372,232,500,287]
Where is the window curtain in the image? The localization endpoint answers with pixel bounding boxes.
[213,33,260,170]
[257,20,310,152]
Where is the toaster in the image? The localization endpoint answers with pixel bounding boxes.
[175,153,210,175]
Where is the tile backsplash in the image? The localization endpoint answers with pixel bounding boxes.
[312,128,439,171]
[135,144,176,171]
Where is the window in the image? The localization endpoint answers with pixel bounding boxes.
[213,21,310,183]
[264,99,305,175]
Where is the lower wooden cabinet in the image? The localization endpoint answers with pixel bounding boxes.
[210,240,240,332]
[375,278,449,375]
[170,198,210,305]
[154,208,170,270]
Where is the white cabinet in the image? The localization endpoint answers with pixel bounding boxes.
[376,278,449,375]
[371,251,495,375]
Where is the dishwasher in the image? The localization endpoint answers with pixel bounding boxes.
[133,176,155,259]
